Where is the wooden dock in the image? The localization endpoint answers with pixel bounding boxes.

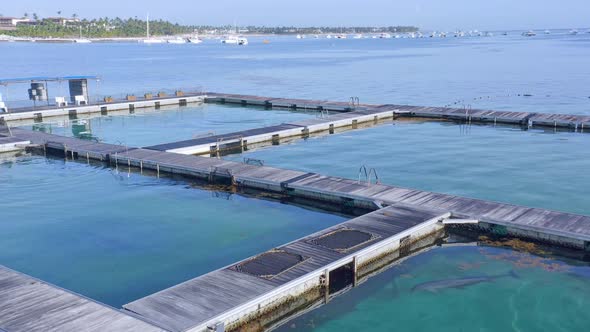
[145,107,397,155]
[6,103,590,331]
[11,128,590,248]
[0,265,164,332]
[0,93,206,122]
[123,204,449,332]
[205,92,590,131]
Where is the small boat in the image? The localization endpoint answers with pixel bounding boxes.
[326,34,332,39]
[352,33,363,39]
[522,30,536,37]
[502,32,508,36]
[142,38,165,44]
[569,29,579,35]
[296,34,303,39]
[544,30,551,34]
[167,37,187,44]
[379,33,392,39]
[237,37,248,45]
[187,37,203,44]
[335,34,347,39]
[142,14,165,44]
[74,26,91,43]
[221,35,239,44]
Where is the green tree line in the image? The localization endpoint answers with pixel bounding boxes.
[3,16,418,38]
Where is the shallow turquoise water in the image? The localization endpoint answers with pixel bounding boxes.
[22,104,315,147]
[0,156,345,307]
[277,246,590,332]
[227,121,590,215]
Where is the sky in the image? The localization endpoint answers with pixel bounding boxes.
[2,0,589,31]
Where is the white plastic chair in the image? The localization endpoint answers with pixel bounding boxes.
[74,95,87,105]
[55,96,68,107]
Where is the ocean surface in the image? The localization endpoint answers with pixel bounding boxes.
[0,155,345,307]
[1,32,589,329]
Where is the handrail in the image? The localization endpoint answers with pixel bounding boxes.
[357,165,368,184]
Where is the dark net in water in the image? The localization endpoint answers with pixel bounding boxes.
[234,250,306,279]
[311,228,374,252]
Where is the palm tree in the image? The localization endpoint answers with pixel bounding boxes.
[24,12,29,18]
[73,13,78,19]
[57,10,62,16]
[33,13,38,20]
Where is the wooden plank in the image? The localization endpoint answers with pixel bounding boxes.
[0,265,163,332]
[124,205,444,331]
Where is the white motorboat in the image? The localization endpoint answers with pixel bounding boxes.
[167,37,187,44]
[522,30,536,37]
[379,33,392,39]
[221,35,248,45]
[188,37,203,44]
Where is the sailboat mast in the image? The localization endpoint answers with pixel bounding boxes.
[146,13,150,38]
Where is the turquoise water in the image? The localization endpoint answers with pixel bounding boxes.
[1,32,590,328]
[22,103,315,147]
[0,156,345,307]
[227,121,590,215]
[277,245,590,332]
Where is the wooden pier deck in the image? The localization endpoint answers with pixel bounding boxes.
[0,265,164,332]
[6,108,590,330]
[205,92,590,130]
[0,93,206,122]
[11,126,590,246]
[123,204,448,332]
[145,107,398,155]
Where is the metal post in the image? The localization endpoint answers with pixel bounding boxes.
[324,268,330,304]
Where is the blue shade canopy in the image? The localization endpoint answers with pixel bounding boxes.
[0,76,100,85]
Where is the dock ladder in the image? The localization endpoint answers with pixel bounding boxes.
[349,96,360,110]
[358,165,380,186]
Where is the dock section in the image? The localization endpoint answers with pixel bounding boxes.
[205,92,590,130]
[0,265,164,332]
[11,126,590,249]
[124,204,449,332]
[0,93,206,122]
[145,107,398,155]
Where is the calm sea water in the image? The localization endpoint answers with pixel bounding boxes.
[1,33,589,328]
[277,246,590,332]
[0,156,345,307]
[226,121,590,215]
[24,103,316,147]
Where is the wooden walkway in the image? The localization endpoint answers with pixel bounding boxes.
[145,107,397,155]
[123,204,448,332]
[7,124,590,330]
[0,265,164,332]
[11,127,590,245]
[205,92,590,130]
[0,93,205,122]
